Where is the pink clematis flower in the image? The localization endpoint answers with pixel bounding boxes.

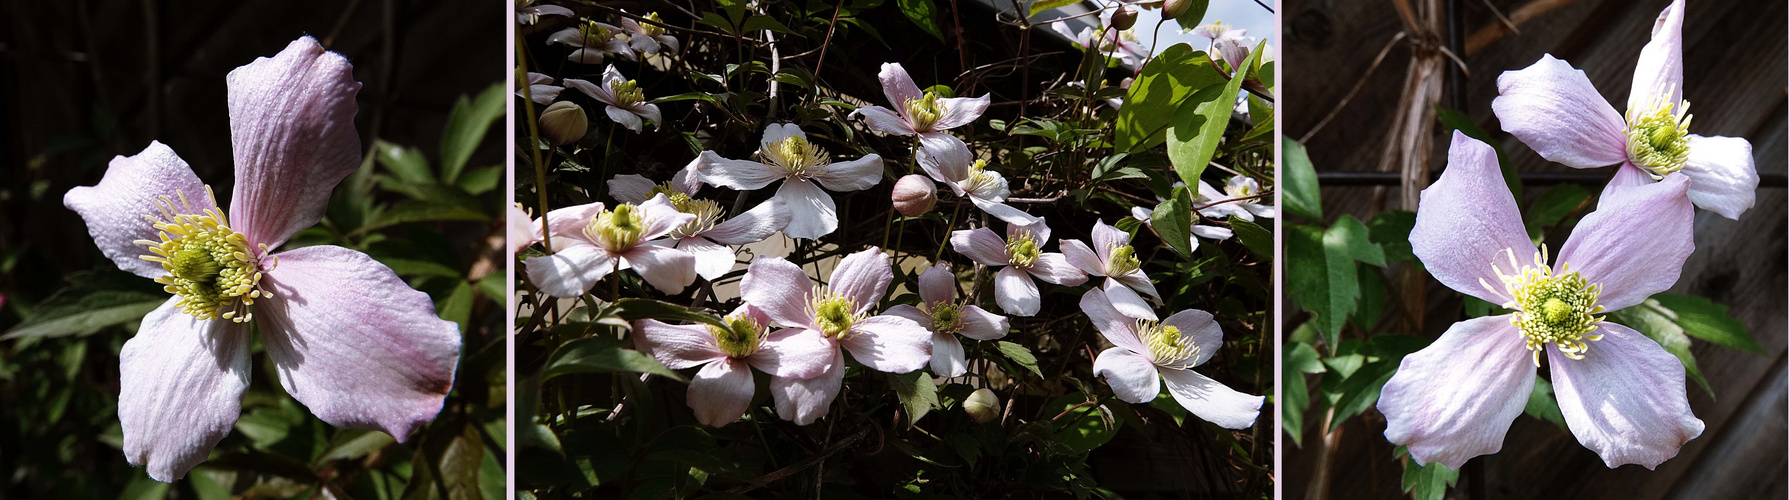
[1082,289,1261,429]
[949,219,1088,316]
[1378,132,1703,470]
[1129,183,1236,251]
[517,71,564,105]
[567,65,662,133]
[1199,176,1276,221]
[1491,0,1755,219]
[614,12,681,55]
[547,19,636,64]
[693,123,884,239]
[1051,13,1148,68]
[848,62,991,164]
[62,37,460,482]
[608,172,790,280]
[915,142,1040,225]
[633,304,833,427]
[1061,219,1162,321]
[884,263,1010,377]
[517,1,574,25]
[523,193,697,297]
[739,248,933,425]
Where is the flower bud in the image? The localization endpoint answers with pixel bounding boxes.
[1163,0,1193,20]
[538,101,588,145]
[1111,5,1138,30]
[964,388,1000,423]
[892,174,937,217]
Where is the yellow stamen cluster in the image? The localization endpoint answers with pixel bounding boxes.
[964,159,1003,196]
[904,92,945,131]
[639,12,667,37]
[1006,230,1042,268]
[611,79,645,107]
[1624,87,1694,179]
[1107,245,1140,276]
[1139,319,1200,369]
[1480,246,1606,366]
[1225,177,1259,198]
[758,135,832,179]
[134,188,268,323]
[583,203,649,252]
[708,313,766,358]
[581,20,618,47]
[650,183,723,238]
[809,287,864,339]
[924,301,964,334]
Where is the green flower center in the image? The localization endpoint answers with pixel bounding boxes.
[1139,319,1199,368]
[1485,246,1606,366]
[1624,89,1693,179]
[926,302,964,334]
[904,92,945,131]
[639,12,667,37]
[584,203,648,252]
[810,288,863,339]
[1107,245,1140,276]
[612,79,645,107]
[758,134,831,179]
[708,314,766,358]
[135,188,267,323]
[964,159,1003,196]
[1006,231,1042,268]
[581,20,616,47]
[650,183,723,238]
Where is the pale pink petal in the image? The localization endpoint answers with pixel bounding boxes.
[1160,308,1223,366]
[605,106,644,132]
[119,299,251,482]
[227,36,362,250]
[749,328,837,380]
[969,197,1041,226]
[634,103,663,131]
[626,34,660,54]
[839,315,932,373]
[932,94,991,130]
[64,142,215,279]
[830,247,893,314]
[635,194,698,241]
[740,256,816,329]
[994,266,1041,316]
[257,245,460,443]
[885,304,930,327]
[957,305,1008,341]
[1680,135,1757,219]
[564,78,615,104]
[1091,219,1128,260]
[929,330,967,378]
[1114,272,1160,299]
[1378,315,1535,469]
[814,154,884,192]
[1598,163,1657,207]
[546,28,583,47]
[1024,253,1087,286]
[688,358,755,427]
[1628,0,1685,111]
[1491,54,1628,169]
[761,122,805,146]
[694,151,781,190]
[599,64,626,88]
[633,319,727,369]
[1243,203,1277,219]
[1411,132,1539,304]
[507,204,538,254]
[1102,280,1157,321]
[1080,288,1145,354]
[1093,347,1161,403]
[771,348,844,425]
[540,201,605,240]
[774,179,838,239]
[675,237,736,281]
[852,106,917,136]
[1060,239,1104,276]
[672,160,702,194]
[1130,206,1153,222]
[1549,322,1704,470]
[566,49,604,64]
[703,198,788,245]
[877,63,923,117]
[1191,225,1234,240]
[1008,218,1051,244]
[1556,175,1693,311]
[916,263,957,306]
[525,243,616,298]
[656,36,681,54]
[607,174,656,204]
[918,132,971,171]
[619,244,696,294]
[1159,368,1262,429]
[950,228,1011,266]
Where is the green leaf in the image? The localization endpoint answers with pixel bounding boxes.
[3,270,166,340]
[1027,0,1080,18]
[1523,378,1567,431]
[440,84,505,183]
[1284,225,1329,341]
[363,199,489,231]
[1311,215,1384,342]
[457,165,503,195]
[1229,216,1274,259]
[1327,359,1395,430]
[740,15,796,35]
[1166,43,1259,189]
[896,0,944,41]
[119,470,171,500]
[401,423,486,500]
[1654,294,1762,353]
[996,341,1043,379]
[437,280,476,333]
[315,429,396,465]
[1365,210,1417,264]
[1399,446,1460,500]
[1116,44,1225,153]
[1524,184,1591,244]
[375,140,434,184]
[1281,138,1322,219]
[1282,341,1324,447]
[1048,393,1119,455]
[1152,185,1195,258]
[888,370,938,427]
[1170,0,1212,32]
[543,337,686,382]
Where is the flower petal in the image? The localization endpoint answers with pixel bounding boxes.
[564,77,615,103]
[1491,54,1628,169]
[704,198,788,245]
[227,36,362,250]
[1161,308,1223,366]
[1191,224,1234,240]
[605,105,644,133]
[620,244,697,294]
[957,305,1008,341]
[1080,288,1146,354]
[830,247,893,314]
[257,245,460,442]
[918,132,972,171]
[949,228,1010,266]
[508,204,538,254]
[814,154,884,192]
[774,179,838,239]
[675,237,736,282]
[1093,347,1160,404]
[750,328,838,380]
[1159,368,1263,429]
[1411,132,1539,304]
[1679,134,1757,220]
[969,196,1042,226]
[994,266,1041,316]
[539,201,605,240]
[1628,0,1685,111]
[119,299,251,482]
[1102,281,1158,321]
[1024,253,1088,286]
[1549,322,1704,469]
[566,49,604,64]
[877,63,923,116]
[607,174,656,204]
[917,262,957,306]
[64,142,215,279]
[525,243,616,298]
[929,330,968,378]
[1378,315,1535,469]
[932,94,991,130]
[688,358,755,427]
[771,347,844,425]
[633,319,726,369]
[1556,175,1693,311]
[917,137,971,183]
[841,315,932,373]
[694,151,781,190]
[740,256,816,329]
[761,122,805,146]
[1114,272,1161,299]
[1008,218,1051,244]
[852,105,917,136]
[634,194,697,242]
[1091,219,1128,258]
[1060,239,1104,276]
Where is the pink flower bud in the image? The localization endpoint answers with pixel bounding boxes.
[1112,5,1138,30]
[892,174,937,216]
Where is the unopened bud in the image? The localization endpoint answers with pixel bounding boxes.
[1111,6,1138,30]
[964,388,1000,423]
[538,101,588,145]
[892,174,937,217]
[1163,0,1193,20]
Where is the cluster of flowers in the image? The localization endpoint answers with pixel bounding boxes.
[1379,0,1756,471]
[513,16,1266,429]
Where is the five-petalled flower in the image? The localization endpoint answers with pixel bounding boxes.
[1082,288,1261,429]
[849,62,991,165]
[608,171,789,281]
[949,219,1089,316]
[693,123,884,239]
[634,304,833,427]
[884,263,1011,377]
[568,65,663,133]
[916,142,1040,225]
[523,193,698,296]
[1062,219,1163,321]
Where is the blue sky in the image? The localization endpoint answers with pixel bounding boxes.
[1133,0,1276,58]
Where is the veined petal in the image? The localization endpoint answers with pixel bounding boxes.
[607,174,656,204]
[1060,239,1105,276]
[1680,134,1757,220]
[227,36,362,250]
[852,106,917,136]
[994,266,1041,317]
[540,201,606,240]
[918,133,972,173]
[677,237,736,282]
[605,106,644,133]
[704,198,787,245]
[120,299,251,482]
[694,151,781,190]
[1091,219,1128,259]
[1191,224,1234,240]
[916,263,957,305]
[1378,315,1535,469]
[64,141,215,279]
[634,103,663,131]
[633,319,727,369]
[507,204,538,254]
[620,244,697,294]
[525,243,616,298]
[1629,0,1685,111]
[774,179,838,239]
[957,305,1008,341]
[749,328,835,380]
[1160,308,1223,367]
[1550,322,1703,470]
[830,247,894,314]
[636,194,698,241]
[949,228,1010,266]
[1093,347,1160,404]
[257,245,460,443]
[1411,132,1539,304]
[877,63,923,117]
[565,49,605,64]
[1599,163,1658,207]
[1008,218,1051,244]
[1102,281,1157,321]
[929,330,968,378]
[814,154,884,192]
[1159,368,1262,429]
[771,347,845,425]
[1080,288,1146,354]
[564,78,616,104]
[1113,272,1161,299]
[840,315,931,373]
[917,139,971,184]
[969,196,1042,226]
[1491,54,1628,169]
[688,359,755,427]
[1025,253,1087,286]
[932,94,991,130]
[1556,175,1693,311]
[740,256,816,329]
[762,122,805,146]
